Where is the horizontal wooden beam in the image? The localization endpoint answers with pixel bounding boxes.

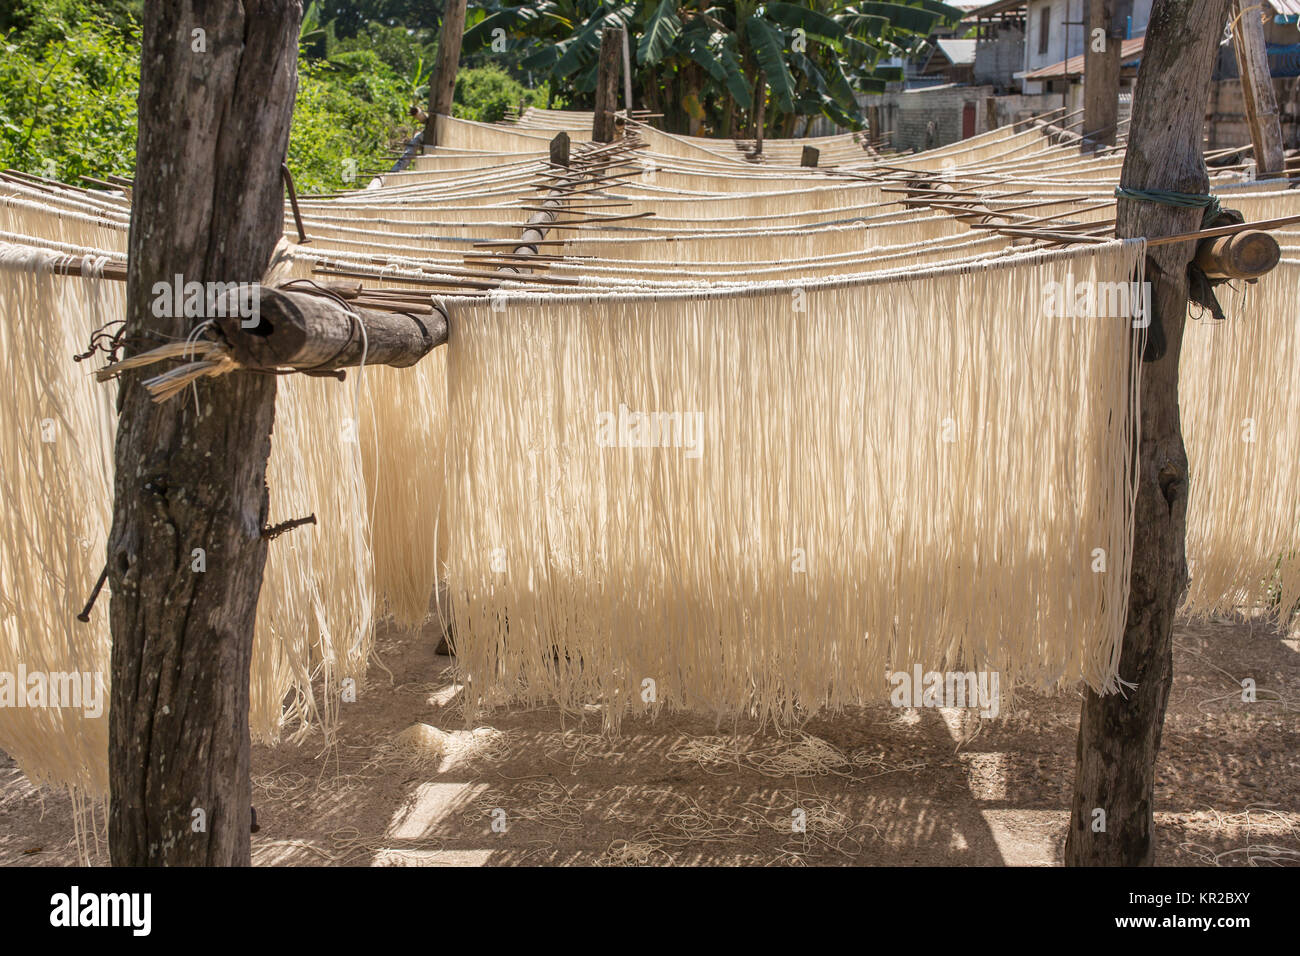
[213,286,445,372]
[1194,228,1280,279]
[1143,212,1300,247]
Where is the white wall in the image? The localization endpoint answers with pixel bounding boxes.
[1023,0,1085,74]
[1019,0,1155,93]
[1131,0,1154,36]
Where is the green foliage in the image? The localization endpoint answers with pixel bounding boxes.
[0,1,552,195]
[637,0,681,66]
[0,0,140,182]
[745,14,797,114]
[333,21,437,78]
[0,0,140,39]
[321,0,447,39]
[452,66,554,124]
[301,1,331,51]
[851,3,940,35]
[287,54,416,193]
[462,0,943,135]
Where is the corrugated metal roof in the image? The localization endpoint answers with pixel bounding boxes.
[935,39,979,66]
[1021,36,1145,80]
[962,0,1027,21]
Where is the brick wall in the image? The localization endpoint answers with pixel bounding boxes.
[863,87,1076,153]
[973,28,1025,91]
[864,86,992,152]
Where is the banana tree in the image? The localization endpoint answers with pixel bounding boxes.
[461,0,964,136]
[300,0,335,58]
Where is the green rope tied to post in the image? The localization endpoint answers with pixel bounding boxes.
[1116,187,1236,325]
[1114,186,1222,227]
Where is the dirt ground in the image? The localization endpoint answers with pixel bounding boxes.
[2,614,1297,866]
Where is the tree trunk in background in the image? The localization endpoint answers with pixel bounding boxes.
[684,65,702,136]
[108,0,301,866]
[1065,0,1234,866]
[621,26,634,114]
[1083,0,1121,147]
[423,0,468,146]
[644,67,661,129]
[1231,0,1285,176]
[592,25,623,142]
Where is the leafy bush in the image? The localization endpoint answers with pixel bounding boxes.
[288,54,417,193]
[0,0,140,182]
[453,66,554,124]
[333,20,436,78]
[0,0,551,194]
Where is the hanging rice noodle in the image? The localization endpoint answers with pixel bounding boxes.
[442,241,1146,726]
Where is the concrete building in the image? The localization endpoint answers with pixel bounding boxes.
[970,4,1026,91]
[860,0,1300,153]
[921,38,979,86]
[1017,0,1154,93]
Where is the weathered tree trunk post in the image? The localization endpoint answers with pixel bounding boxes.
[1230,0,1285,176]
[422,0,468,147]
[108,0,303,866]
[1083,0,1122,147]
[592,26,624,143]
[1065,0,1234,866]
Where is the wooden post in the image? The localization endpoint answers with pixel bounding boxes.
[1231,0,1285,176]
[422,0,468,148]
[1065,0,1235,867]
[1083,0,1122,147]
[550,131,571,168]
[800,146,820,167]
[592,26,623,143]
[621,26,634,114]
[753,77,766,155]
[108,0,301,866]
[281,164,309,243]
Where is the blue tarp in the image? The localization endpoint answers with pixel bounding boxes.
[1217,43,1300,79]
